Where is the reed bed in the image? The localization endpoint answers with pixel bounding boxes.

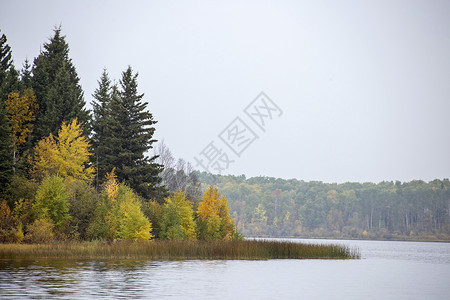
[0,240,360,260]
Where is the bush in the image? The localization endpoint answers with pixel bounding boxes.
[34,175,70,228]
[24,218,55,243]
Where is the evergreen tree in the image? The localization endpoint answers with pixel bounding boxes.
[101,66,166,200]
[31,27,89,143]
[0,31,12,98]
[0,100,12,195]
[20,59,32,90]
[91,69,112,188]
[0,31,13,195]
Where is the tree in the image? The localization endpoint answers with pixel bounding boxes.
[99,66,165,200]
[33,175,70,229]
[0,101,12,195]
[105,176,153,240]
[0,31,12,88]
[5,89,38,172]
[91,69,112,188]
[20,59,32,90]
[31,118,94,182]
[0,30,13,195]
[117,196,153,241]
[89,169,154,240]
[160,190,197,240]
[154,140,202,202]
[197,185,237,240]
[31,27,89,144]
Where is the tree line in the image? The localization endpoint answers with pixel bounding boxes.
[0,27,238,243]
[198,172,450,240]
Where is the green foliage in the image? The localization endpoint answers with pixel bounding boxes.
[91,69,112,188]
[31,27,89,144]
[160,191,197,240]
[33,175,70,229]
[65,179,98,240]
[0,32,14,194]
[94,66,166,200]
[0,98,12,195]
[143,200,163,239]
[89,172,153,241]
[198,172,450,240]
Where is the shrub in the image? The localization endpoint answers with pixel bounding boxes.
[24,218,55,243]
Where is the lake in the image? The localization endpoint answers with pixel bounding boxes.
[1,239,449,299]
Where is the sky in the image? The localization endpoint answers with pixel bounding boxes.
[1,0,449,183]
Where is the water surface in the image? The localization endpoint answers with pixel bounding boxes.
[1,239,449,299]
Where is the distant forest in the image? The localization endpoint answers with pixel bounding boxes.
[198,172,450,241]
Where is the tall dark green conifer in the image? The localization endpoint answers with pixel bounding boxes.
[0,31,13,194]
[31,27,89,143]
[20,59,32,90]
[91,69,112,188]
[100,66,166,200]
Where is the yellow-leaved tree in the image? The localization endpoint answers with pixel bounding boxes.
[100,169,153,241]
[197,185,237,240]
[31,118,94,182]
[5,89,38,169]
[160,190,197,240]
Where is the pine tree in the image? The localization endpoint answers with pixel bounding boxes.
[31,27,89,144]
[100,66,166,200]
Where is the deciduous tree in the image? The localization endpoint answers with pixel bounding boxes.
[160,190,197,240]
[33,175,70,229]
[197,185,237,240]
[31,118,94,182]
[5,89,38,171]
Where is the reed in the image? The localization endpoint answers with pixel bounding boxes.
[0,240,360,260]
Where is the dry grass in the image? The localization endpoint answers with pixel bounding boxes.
[0,240,360,260]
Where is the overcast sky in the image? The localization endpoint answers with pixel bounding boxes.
[1,0,449,183]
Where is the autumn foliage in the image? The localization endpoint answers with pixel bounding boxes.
[31,118,94,182]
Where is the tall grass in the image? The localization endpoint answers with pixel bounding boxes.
[0,240,360,260]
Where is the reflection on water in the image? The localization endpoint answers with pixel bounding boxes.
[1,240,449,299]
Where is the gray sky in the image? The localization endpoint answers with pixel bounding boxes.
[1,0,449,183]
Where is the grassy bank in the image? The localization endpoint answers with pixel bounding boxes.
[0,240,360,260]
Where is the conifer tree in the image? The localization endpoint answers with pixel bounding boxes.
[31,27,89,143]
[0,31,13,100]
[91,69,112,188]
[20,59,32,90]
[0,31,13,195]
[0,101,12,195]
[100,66,166,200]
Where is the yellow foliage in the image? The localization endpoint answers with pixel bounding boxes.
[197,185,221,221]
[197,186,237,240]
[104,168,119,202]
[31,118,94,182]
[5,89,38,148]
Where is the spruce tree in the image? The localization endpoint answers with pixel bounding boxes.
[20,59,32,90]
[0,99,12,195]
[91,69,112,188]
[31,27,89,143]
[0,31,13,195]
[0,31,12,93]
[101,66,166,200]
